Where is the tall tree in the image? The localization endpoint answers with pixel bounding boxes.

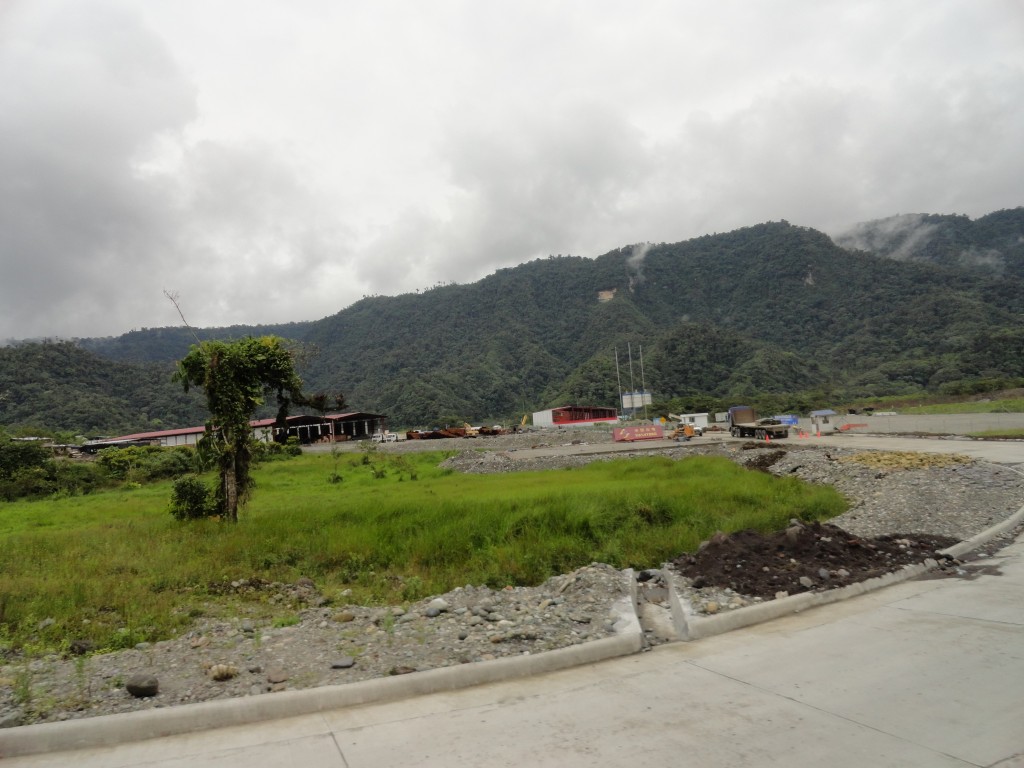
[175,336,304,522]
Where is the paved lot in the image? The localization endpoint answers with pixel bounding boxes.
[510,430,1024,467]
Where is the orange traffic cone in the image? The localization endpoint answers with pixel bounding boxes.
[765,433,771,443]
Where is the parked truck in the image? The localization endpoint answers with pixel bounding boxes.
[727,406,790,440]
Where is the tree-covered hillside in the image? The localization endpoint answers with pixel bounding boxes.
[0,341,207,435]
[4,214,1023,433]
[833,207,1024,280]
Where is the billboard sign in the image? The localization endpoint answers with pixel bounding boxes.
[613,425,664,442]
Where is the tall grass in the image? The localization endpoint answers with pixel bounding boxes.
[0,450,846,654]
[900,398,1024,414]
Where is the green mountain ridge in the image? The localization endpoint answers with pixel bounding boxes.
[3,210,1023,434]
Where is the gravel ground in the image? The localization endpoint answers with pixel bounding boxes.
[2,430,1022,728]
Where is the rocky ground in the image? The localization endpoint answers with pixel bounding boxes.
[2,432,1023,728]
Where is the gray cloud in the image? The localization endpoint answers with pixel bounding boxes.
[0,1,196,338]
[1,0,1022,340]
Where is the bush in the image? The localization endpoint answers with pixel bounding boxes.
[48,460,110,496]
[252,437,302,463]
[98,445,198,482]
[0,466,52,500]
[0,438,50,479]
[169,475,216,520]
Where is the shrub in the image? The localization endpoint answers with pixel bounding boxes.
[98,446,197,482]
[0,438,50,479]
[48,460,111,496]
[169,475,216,520]
[252,437,302,464]
[147,448,196,479]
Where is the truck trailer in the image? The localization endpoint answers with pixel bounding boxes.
[727,406,790,440]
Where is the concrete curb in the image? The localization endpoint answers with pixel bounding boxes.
[669,502,1024,642]
[0,573,643,759]
[4,503,1023,759]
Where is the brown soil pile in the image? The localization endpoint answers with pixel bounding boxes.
[671,521,960,599]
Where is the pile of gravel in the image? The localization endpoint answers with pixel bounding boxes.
[0,565,629,727]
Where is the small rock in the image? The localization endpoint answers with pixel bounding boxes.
[704,601,720,614]
[388,665,416,676]
[125,673,159,698]
[775,591,789,600]
[427,597,450,613]
[331,657,356,669]
[799,576,815,588]
[0,709,25,729]
[924,558,938,568]
[266,667,289,684]
[333,611,356,623]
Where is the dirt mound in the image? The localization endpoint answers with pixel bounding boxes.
[742,449,788,472]
[671,522,959,599]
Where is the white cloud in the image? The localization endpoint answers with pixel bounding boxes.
[1,0,1022,339]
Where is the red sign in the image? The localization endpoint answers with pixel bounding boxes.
[613,425,665,442]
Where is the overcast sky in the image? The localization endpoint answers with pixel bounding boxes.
[2,1,1022,341]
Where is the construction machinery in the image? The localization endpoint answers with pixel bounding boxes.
[727,406,790,440]
[668,413,704,437]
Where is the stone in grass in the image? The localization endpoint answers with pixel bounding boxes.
[331,657,356,669]
[69,639,94,656]
[126,674,159,698]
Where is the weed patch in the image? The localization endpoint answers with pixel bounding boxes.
[0,450,845,654]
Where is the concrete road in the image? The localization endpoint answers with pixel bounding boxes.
[6,531,1024,767]
[510,430,1024,467]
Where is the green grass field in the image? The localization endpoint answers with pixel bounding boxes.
[0,449,846,655]
[851,394,1024,415]
[968,429,1024,439]
[899,398,1024,415]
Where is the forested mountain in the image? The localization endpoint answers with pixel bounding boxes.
[0,341,207,435]
[833,207,1024,280]
[3,212,1023,434]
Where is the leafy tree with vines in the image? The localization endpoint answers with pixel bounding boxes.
[174,336,306,522]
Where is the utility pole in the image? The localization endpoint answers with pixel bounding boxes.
[614,347,623,416]
[627,342,636,419]
[639,343,648,420]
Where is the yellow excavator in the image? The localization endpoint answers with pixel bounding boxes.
[667,414,701,441]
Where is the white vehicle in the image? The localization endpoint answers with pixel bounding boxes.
[371,432,398,443]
